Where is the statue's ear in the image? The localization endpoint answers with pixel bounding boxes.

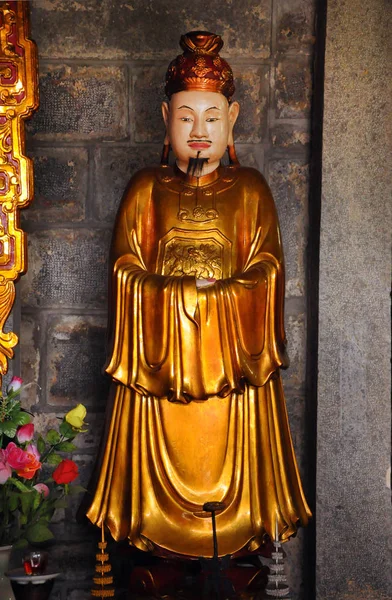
[228,101,240,145]
[161,101,170,142]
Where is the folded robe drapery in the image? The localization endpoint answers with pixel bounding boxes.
[86,165,311,557]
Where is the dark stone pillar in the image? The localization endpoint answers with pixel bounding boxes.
[317,0,391,597]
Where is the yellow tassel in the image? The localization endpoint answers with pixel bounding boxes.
[90,523,115,599]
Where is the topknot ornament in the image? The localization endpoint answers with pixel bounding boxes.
[165,31,235,100]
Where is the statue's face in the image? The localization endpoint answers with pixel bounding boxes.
[162,90,239,175]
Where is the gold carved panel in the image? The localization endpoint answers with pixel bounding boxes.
[0,1,38,383]
[157,228,232,280]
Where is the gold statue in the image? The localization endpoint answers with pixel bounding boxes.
[87,31,311,558]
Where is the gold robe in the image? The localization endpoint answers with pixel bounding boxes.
[86,164,311,557]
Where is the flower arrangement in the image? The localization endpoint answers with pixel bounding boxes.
[0,376,87,547]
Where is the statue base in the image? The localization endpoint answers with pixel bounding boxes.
[128,554,270,599]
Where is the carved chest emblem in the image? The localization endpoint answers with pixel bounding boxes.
[164,241,221,279]
[157,228,232,280]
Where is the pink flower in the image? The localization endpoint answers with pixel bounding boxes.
[0,460,11,484]
[33,483,49,498]
[4,442,31,470]
[7,376,23,393]
[26,443,40,461]
[4,442,42,479]
[16,451,41,480]
[17,423,34,443]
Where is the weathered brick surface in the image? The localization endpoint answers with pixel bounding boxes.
[268,159,309,296]
[275,58,312,118]
[30,0,272,60]
[132,65,167,143]
[276,0,316,53]
[49,541,97,580]
[27,64,128,141]
[73,411,106,451]
[271,123,310,151]
[94,146,161,222]
[25,148,88,223]
[46,315,109,407]
[235,144,264,171]
[282,305,306,391]
[21,229,110,309]
[20,314,40,409]
[232,65,269,143]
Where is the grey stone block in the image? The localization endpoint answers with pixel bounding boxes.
[132,65,167,143]
[49,541,97,580]
[30,0,271,60]
[282,309,306,391]
[94,146,161,223]
[27,64,128,141]
[234,144,264,171]
[271,123,310,151]
[268,159,309,296]
[20,314,40,410]
[72,412,105,451]
[47,315,110,407]
[232,65,269,143]
[25,148,88,223]
[275,58,312,119]
[21,229,110,309]
[276,0,316,53]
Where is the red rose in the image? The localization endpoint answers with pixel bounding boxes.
[52,459,79,484]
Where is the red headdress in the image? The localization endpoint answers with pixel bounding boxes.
[165,31,235,101]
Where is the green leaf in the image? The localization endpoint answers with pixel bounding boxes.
[17,412,32,426]
[56,441,77,452]
[1,421,17,438]
[46,453,63,466]
[9,478,32,493]
[8,492,19,512]
[13,537,28,550]
[59,421,76,439]
[32,490,42,511]
[19,514,27,525]
[68,484,87,496]
[26,523,54,543]
[20,490,35,515]
[37,435,46,455]
[37,512,52,523]
[46,429,61,445]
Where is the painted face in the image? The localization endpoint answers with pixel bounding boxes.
[162,90,239,175]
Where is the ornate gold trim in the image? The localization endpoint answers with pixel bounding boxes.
[0,1,39,383]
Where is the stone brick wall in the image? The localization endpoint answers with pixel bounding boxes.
[20,1,316,598]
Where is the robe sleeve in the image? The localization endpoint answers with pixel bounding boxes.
[105,168,288,402]
[196,170,288,396]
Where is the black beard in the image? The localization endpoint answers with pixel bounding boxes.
[187,153,209,178]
